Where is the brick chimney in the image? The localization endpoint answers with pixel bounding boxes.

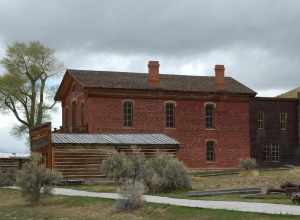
[148,61,160,86]
[215,64,225,91]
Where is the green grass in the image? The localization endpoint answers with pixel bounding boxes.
[0,188,299,220]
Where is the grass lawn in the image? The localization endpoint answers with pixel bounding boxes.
[0,188,299,220]
[64,168,300,205]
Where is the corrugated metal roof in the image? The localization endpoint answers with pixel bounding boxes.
[52,133,179,145]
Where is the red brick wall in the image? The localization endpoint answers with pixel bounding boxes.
[84,94,251,168]
[62,81,87,132]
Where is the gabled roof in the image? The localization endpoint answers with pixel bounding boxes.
[55,69,256,100]
[52,133,179,146]
[277,86,300,99]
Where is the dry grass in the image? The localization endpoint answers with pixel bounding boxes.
[0,188,299,220]
[64,168,300,205]
[192,168,300,191]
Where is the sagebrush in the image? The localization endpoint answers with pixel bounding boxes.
[102,153,191,193]
[102,153,145,183]
[240,158,257,170]
[114,180,144,211]
[16,153,62,205]
[0,170,16,186]
[145,154,191,193]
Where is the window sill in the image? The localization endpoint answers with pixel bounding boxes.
[206,161,216,164]
[165,127,176,130]
[122,126,134,129]
[205,128,216,131]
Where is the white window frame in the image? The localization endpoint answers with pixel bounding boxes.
[264,144,280,162]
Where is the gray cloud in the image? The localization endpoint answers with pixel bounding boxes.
[0,0,300,152]
[0,0,298,91]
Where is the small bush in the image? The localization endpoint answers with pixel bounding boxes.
[114,180,144,211]
[102,153,145,184]
[240,158,257,170]
[16,153,62,205]
[102,153,191,193]
[144,154,191,193]
[0,171,16,186]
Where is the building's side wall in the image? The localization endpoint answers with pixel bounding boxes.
[53,144,178,179]
[86,93,251,169]
[61,81,87,132]
[250,98,299,165]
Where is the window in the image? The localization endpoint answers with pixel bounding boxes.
[71,101,77,129]
[205,104,215,129]
[206,141,215,161]
[165,102,175,128]
[64,108,69,130]
[257,111,264,129]
[264,144,280,162]
[123,101,133,127]
[280,112,288,130]
[80,103,85,126]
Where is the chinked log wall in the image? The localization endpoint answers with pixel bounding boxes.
[53,145,178,180]
[0,158,28,174]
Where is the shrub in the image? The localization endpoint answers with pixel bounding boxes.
[114,180,144,211]
[102,153,145,184]
[144,154,191,193]
[0,170,16,186]
[16,153,62,205]
[240,158,257,170]
[102,153,191,193]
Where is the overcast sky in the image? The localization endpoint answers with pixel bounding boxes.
[0,0,299,153]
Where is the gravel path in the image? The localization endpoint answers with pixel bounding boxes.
[52,188,300,216]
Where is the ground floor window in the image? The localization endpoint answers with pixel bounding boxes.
[263,144,280,162]
[206,141,215,161]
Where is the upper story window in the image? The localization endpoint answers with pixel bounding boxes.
[165,102,175,128]
[280,112,288,130]
[80,103,85,126]
[205,104,215,129]
[257,111,264,129]
[206,141,216,161]
[264,144,280,162]
[64,107,69,130]
[71,101,77,128]
[123,101,133,127]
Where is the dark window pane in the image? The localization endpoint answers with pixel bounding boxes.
[206,141,215,161]
[123,101,133,127]
[205,104,214,128]
[165,103,175,128]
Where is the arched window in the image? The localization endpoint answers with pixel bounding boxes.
[206,141,216,161]
[205,104,215,129]
[80,103,85,126]
[165,102,175,128]
[64,107,69,131]
[123,101,133,127]
[71,101,77,129]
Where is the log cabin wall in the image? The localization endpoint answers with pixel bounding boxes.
[53,144,178,180]
[0,158,28,174]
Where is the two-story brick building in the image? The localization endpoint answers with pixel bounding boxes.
[31,61,300,178]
